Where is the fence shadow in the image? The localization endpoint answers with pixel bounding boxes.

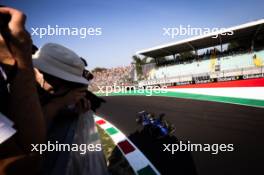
[128,128,197,175]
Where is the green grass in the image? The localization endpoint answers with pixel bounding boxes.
[96,90,264,108]
[97,126,116,160]
[97,126,135,175]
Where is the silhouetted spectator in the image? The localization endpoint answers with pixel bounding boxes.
[0,6,46,175]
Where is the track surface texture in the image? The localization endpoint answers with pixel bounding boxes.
[97,96,264,175]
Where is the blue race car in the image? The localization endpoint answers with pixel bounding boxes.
[136,111,175,138]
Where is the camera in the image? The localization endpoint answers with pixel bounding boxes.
[83,69,94,81]
[0,5,12,53]
[0,5,11,31]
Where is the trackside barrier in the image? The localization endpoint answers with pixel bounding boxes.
[139,66,264,86]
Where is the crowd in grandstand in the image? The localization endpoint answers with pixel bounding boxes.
[157,45,264,67]
[89,65,134,91]
[141,46,264,86]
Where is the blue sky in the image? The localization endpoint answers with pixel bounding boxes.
[1,0,264,69]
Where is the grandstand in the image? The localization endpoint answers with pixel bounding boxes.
[90,66,134,91]
[136,19,264,87]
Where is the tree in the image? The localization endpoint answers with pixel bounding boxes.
[91,67,107,73]
[179,51,195,60]
[132,55,143,80]
[142,56,155,64]
[228,41,239,50]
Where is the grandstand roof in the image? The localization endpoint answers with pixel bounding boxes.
[137,19,264,58]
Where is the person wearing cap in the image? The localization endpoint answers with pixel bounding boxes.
[33,43,107,175]
[33,43,91,124]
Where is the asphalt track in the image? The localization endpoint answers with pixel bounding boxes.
[97,96,264,175]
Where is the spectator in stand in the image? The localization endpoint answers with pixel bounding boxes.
[90,65,133,91]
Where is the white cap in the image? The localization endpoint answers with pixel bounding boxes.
[33,43,88,85]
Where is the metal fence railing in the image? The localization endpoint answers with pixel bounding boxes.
[138,66,264,86]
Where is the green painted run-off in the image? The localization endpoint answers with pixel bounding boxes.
[96,91,264,108]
